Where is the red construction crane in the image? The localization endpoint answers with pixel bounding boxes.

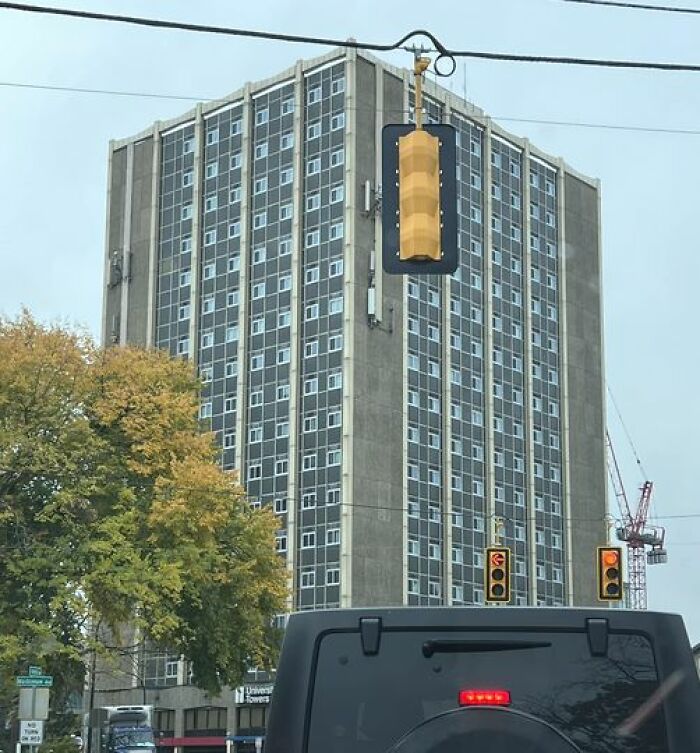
[605,431,667,610]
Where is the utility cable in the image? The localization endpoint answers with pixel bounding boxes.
[554,0,700,15]
[607,385,649,480]
[3,80,700,137]
[2,3,700,73]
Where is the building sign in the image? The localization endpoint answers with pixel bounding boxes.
[235,685,274,705]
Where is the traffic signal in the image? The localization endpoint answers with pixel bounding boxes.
[485,547,511,603]
[597,547,623,601]
[381,123,457,275]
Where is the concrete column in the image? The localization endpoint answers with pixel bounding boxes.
[146,122,162,348]
[483,124,495,553]
[119,143,134,346]
[522,143,538,605]
[285,64,304,609]
[372,65,384,322]
[188,104,205,369]
[101,143,115,346]
[557,159,576,606]
[441,104,453,605]
[340,50,358,607]
[235,86,253,480]
[400,68,411,605]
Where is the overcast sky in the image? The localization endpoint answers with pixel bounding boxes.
[1,0,698,642]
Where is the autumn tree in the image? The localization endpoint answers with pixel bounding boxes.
[0,311,287,732]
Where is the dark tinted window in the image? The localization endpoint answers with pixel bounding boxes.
[307,630,667,753]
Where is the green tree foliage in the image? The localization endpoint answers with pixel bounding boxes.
[0,312,288,720]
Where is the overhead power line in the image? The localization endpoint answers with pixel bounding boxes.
[3,80,700,137]
[555,0,700,15]
[2,2,700,73]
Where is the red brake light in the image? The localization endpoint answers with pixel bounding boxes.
[458,689,511,707]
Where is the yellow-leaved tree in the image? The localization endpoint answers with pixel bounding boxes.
[0,311,288,730]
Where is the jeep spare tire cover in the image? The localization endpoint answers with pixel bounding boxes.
[386,706,582,753]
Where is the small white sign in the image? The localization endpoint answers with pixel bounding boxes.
[20,721,44,745]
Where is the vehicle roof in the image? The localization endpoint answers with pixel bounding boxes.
[266,607,700,753]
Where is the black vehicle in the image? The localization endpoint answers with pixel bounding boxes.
[265,607,700,753]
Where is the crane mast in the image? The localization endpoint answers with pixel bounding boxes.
[605,432,667,610]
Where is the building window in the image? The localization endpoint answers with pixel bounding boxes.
[326,568,340,586]
[250,353,264,370]
[252,282,266,299]
[255,142,268,160]
[300,570,315,588]
[206,127,218,145]
[279,275,292,292]
[275,458,288,475]
[278,309,291,327]
[331,77,345,94]
[331,113,345,130]
[280,168,293,185]
[251,316,265,336]
[253,211,267,229]
[302,492,316,509]
[304,340,318,358]
[303,453,317,471]
[305,303,319,321]
[304,377,318,395]
[204,229,217,246]
[329,295,343,315]
[301,531,316,549]
[307,86,321,104]
[428,581,441,598]
[225,325,238,343]
[330,184,344,203]
[307,121,321,140]
[328,334,343,352]
[230,153,242,170]
[277,347,291,365]
[307,157,321,176]
[275,534,287,552]
[331,148,344,166]
[327,488,340,505]
[327,449,341,466]
[328,371,342,390]
[229,221,241,238]
[254,177,268,195]
[277,383,290,401]
[177,337,189,355]
[255,108,268,125]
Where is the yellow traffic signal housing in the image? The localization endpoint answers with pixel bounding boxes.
[485,547,511,603]
[382,124,457,275]
[597,546,624,601]
[398,128,441,262]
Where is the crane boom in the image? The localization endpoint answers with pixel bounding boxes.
[605,431,667,610]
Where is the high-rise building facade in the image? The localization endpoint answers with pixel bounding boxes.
[101,47,606,721]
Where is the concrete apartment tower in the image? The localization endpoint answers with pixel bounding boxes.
[99,47,606,751]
